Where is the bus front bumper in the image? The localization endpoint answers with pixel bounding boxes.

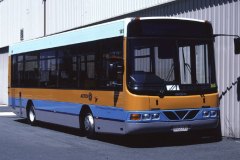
[125,118,219,134]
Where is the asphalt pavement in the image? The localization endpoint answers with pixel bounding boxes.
[0,106,240,160]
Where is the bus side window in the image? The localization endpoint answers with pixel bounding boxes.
[39,50,57,88]
[76,42,98,89]
[84,54,96,89]
[99,37,123,90]
[17,55,24,87]
[25,52,39,87]
[58,48,77,89]
[11,55,17,87]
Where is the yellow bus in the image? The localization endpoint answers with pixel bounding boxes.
[9,17,221,138]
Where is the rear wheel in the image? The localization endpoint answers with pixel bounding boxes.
[83,112,95,138]
[27,106,36,125]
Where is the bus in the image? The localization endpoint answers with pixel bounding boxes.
[9,17,221,138]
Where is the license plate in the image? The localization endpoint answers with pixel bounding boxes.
[172,126,189,132]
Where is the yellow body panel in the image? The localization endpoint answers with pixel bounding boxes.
[9,87,218,111]
[10,88,125,108]
[149,93,219,110]
[123,86,218,111]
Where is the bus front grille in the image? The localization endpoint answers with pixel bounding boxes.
[163,110,200,121]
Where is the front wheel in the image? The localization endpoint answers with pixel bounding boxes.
[84,112,95,138]
[27,106,36,125]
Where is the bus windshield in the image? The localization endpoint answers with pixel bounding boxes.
[127,38,217,96]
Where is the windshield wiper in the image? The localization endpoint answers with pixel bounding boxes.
[165,63,174,81]
[182,47,192,81]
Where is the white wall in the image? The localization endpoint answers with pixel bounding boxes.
[0,0,174,48]
[0,0,239,138]
[46,0,174,35]
[0,0,44,48]
[0,53,8,105]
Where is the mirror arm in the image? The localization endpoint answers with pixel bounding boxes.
[213,34,240,54]
[213,34,240,38]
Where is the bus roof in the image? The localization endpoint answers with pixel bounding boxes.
[9,17,206,55]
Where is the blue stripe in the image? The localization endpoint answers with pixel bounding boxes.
[35,108,79,116]
[96,117,125,122]
[9,97,220,123]
[10,97,127,122]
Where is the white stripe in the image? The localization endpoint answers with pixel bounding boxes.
[10,19,125,55]
[0,112,16,116]
[0,105,8,107]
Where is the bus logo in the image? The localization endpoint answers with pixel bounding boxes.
[80,92,93,101]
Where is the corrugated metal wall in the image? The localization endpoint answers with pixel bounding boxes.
[46,0,174,35]
[126,0,240,138]
[0,0,239,138]
[0,0,44,48]
[0,0,174,47]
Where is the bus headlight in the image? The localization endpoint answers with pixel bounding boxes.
[152,113,160,120]
[210,110,217,118]
[203,110,210,118]
[142,113,151,120]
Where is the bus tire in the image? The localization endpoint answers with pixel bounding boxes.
[83,112,95,138]
[27,106,36,126]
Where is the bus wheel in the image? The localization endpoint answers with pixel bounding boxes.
[84,112,95,138]
[28,106,36,125]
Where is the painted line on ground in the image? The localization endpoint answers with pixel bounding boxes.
[0,105,8,107]
[0,112,16,116]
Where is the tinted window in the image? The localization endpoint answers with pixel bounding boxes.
[98,38,123,90]
[58,47,77,88]
[39,50,57,88]
[12,55,24,87]
[77,42,98,89]
[24,61,39,87]
[11,37,124,91]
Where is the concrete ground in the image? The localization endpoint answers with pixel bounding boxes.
[0,106,240,160]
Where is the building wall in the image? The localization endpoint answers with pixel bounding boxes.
[0,0,240,138]
[0,0,173,48]
[46,0,174,35]
[0,0,44,48]
[0,53,8,105]
[125,0,240,138]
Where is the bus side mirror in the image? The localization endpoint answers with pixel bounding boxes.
[234,38,240,54]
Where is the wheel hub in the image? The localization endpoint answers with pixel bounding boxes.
[84,114,94,131]
[29,110,35,122]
